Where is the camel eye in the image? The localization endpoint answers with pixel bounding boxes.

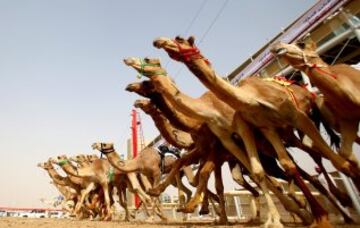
[297,42,306,49]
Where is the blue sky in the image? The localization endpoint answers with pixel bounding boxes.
[0,0,319,207]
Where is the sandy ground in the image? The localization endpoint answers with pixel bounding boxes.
[0,217,360,228]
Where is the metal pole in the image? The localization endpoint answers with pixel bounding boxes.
[233,194,242,220]
[131,109,141,208]
[340,8,360,42]
[339,172,360,214]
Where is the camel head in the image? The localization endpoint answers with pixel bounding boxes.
[134,99,156,113]
[123,57,167,79]
[37,160,53,170]
[91,142,115,154]
[270,39,323,70]
[69,154,87,163]
[153,36,208,65]
[49,155,69,166]
[86,154,99,162]
[125,80,155,97]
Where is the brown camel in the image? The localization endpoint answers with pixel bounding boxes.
[130,88,265,221]
[271,40,360,169]
[91,142,170,221]
[152,36,360,227]
[50,155,115,220]
[124,58,317,226]
[125,55,356,225]
[38,161,78,213]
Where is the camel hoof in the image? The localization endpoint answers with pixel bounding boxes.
[215,218,229,225]
[245,217,261,225]
[176,206,195,213]
[310,216,333,228]
[148,187,162,197]
[199,206,210,215]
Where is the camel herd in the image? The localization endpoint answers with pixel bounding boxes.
[39,35,360,228]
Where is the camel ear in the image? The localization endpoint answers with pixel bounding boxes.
[188,36,195,46]
[303,38,317,51]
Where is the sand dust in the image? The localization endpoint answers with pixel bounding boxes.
[0,217,359,228]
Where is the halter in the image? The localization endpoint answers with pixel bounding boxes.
[293,51,337,79]
[100,143,115,154]
[171,39,211,65]
[137,59,167,78]
[58,159,69,166]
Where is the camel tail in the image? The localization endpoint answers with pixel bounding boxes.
[310,104,340,149]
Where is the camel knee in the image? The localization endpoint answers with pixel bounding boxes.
[279,159,296,174]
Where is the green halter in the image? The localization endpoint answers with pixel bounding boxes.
[58,159,69,166]
[137,59,167,79]
[107,167,114,183]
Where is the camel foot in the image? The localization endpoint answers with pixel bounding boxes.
[145,216,155,223]
[148,185,164,197]
[215,217,229,225]
[199,205,210,215]
[340,161,359,179]
[310,216,333,228]
[103,214,112,221]
[176,205,196,213]
[245,217,261,225]
[264,213,283,228]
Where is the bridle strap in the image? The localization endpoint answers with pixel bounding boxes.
[138,59,167,78]
[310,64,337,79]
[172,39,211,65]
[100,143,115,154]
[58,159,69,166]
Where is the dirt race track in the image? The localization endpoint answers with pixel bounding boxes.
[1,217,360,228]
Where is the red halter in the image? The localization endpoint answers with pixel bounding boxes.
[170,39,211,65]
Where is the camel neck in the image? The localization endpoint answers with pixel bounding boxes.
[47,168,65,182]
[305,66,339,96]
[184,59,250,108]
[150,91,197,132]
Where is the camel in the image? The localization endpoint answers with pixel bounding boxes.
[152,36,360,226]
[125,55,358,225]
[50,155,115,220]
[38,161,78,213]
[271,39,360,169]
[90,142,171,221]
[134,99,194,149]
[131,89,265,220]
[124,58,320,226]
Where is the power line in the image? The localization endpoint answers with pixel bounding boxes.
[199,0,230,45]
[165,0,209,68]
[184,0,209,36]
[173,0,230,80]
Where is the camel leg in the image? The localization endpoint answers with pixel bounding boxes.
[228,161,260,222]
[214,162,228,224]
[316,157,353,208]
[265,177,314,225]
[295,112,359,178]
[139,174,152,192]
[174,174,191,206]
[296,165,355,224]
[261,128,331,228]
[148,149,200,196]
[117,184,130,221]
[127,173,151,205]
[74,182,96,218]
[178,154,215,213]
[338,119,359,166]
[101,183,112,221]
[288,180,307,209]
[285,131,353,208]
[233,116,282,228]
